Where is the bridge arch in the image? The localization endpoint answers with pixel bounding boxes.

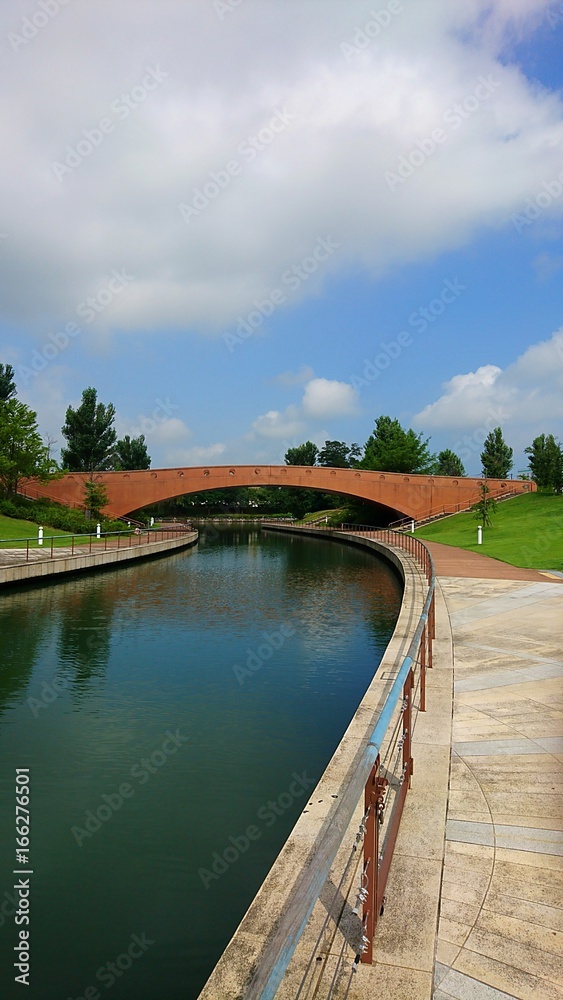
[22,466,533,521]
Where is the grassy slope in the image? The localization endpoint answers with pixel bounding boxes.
[0,514,97,549]
[415,492,562,571]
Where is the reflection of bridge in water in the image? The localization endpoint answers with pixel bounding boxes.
[24,465,534,520]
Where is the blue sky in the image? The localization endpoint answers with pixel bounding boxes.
[1,0,562,476]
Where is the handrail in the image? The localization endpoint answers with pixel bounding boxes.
[0,526,194,561]
[236,523,435,997]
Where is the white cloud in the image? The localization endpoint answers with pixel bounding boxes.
[251,376,358,447]
[251,406,304,440]
[302,377,359,418]
[1,0,562,343]
[413,329,563,454]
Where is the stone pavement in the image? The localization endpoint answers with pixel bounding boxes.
[426,545,563,1000]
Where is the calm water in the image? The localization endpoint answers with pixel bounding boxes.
[0,525,401,999]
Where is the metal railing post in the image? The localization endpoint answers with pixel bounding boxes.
[362,758,387,965]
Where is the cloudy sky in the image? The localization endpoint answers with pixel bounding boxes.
[1,0,562,475]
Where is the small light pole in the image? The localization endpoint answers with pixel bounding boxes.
[96,523,101,539]
[38,525,43,546]
[410,519,415,533]
[477,525,482,545]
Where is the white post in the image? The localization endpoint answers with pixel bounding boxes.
[150,517,154,527]
[38,525,43,546]
[410,519,415,533]
[96,523,101,539]
[477,525,482,545]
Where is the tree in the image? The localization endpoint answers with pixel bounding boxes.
[61,387,117,474]
[0,363,16,402]
[472,482,497,528]
[318,440,362,468]
[284,441,319,466]
[360,416,434,474]
[434,449,466,477]
[480,427,513,479]
[0,398,53,495]
[114,434,151,470]
[83,480,109,519]
[525,433,563,491]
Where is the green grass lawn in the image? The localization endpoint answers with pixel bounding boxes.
[415,492,562,571]
[0,514,97,549]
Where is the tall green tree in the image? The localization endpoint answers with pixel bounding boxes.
[480,427,513,479]
[0,363,16,402]
[0,398,53,495]
[318,440,362,468]
[433,449,466,477]
[285,441,319,466]
[61,387,117,474]
[525,433,563,491]
[360,416,434,474]
[114,434,151,470]
[472,482,497,528]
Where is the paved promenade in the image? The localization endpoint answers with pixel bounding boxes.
[426,543,563,1000]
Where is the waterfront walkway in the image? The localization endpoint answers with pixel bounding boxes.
[424,544,563,1000]
[277,538,563,999]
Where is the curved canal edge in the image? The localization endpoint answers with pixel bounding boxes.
[198,525,454,1000]
[0,530,198,588]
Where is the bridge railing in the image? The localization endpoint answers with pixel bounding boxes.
[206,523,435,998]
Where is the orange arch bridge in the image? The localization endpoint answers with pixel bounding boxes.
[23,466,534,521]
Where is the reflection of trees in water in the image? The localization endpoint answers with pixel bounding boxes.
[0,592,55,716]
[57,582,115,692]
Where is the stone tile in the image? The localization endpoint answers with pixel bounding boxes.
[437,965,520,999]
[483,890,563,932]
[494,848,563,873]
[372,855,442,973]
[440,896,481,927]
[441,881,488,908]
[446,821,494,848]
[438,916,473,947]
[453,739,546,757]
[476,908,563,958]
[464,926,563,984]
[436,939,461,967]
[453,948,563,1000]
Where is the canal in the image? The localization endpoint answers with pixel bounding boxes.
[0,524,402,999]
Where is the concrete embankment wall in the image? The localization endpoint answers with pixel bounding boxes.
[198,525,432,999]
[0,531,198,588]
